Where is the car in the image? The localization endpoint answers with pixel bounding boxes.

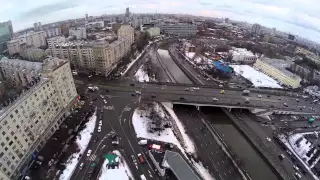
[185,88,190,91]
[131,93,136,96]
[137,153,145,164]
[257,94,262,98]
[278,98,282,100]
[294,172,301,179]
[151,94,156,98]
[278,154,285,160]
[79,163,84,170]
[100,95,104,99]
[87,149,92,157]
[192,87,200,90]
[135,91,141,95]
[270,105,275,108]
[99,120,102,126]
[212,97,218,101]
[284,103,288,107]
[237,102,241,105]
[266,137,271,142]
[180,97,186,100]
[220,90,225,94]
[103,100,107,104]
[97,126,101,132]
[296,99,300,102]
[245,98,250,103]
[267,95,271,98]
[219,84,223,88]
[293,165,299,171]
[105,89,110,92]
[94,136,99,143]
[130,83,135,86]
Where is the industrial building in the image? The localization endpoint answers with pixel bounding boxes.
[230,48,257,63]
[0,57,77,180]
[157,23,197,37]
[254,58,301,88]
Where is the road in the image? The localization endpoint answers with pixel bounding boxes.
[92,82,320,114]
[71,90,159,180]
[173,105,243,180]
[232,110,313,180]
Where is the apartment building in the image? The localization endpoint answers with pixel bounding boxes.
[0,59,42,87]
[7,31,46,55]
[0,57,77,180]
[156,23,197,37]
[44,27,62,38]
[20,47,46,62]
[47,36,66,56]
[254,58,301,88]
[69,27,87,40]
[51,25,134,76]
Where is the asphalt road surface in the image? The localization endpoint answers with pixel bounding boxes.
[173,105,243,180]
[71,90,159,180]
[94,82,319,114]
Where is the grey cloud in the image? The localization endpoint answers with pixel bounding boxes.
[19,1,79,20]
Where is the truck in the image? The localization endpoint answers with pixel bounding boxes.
[138,139,148,145]
[242,90,250,96]
[149,144,161,150]
[137,153,145,164]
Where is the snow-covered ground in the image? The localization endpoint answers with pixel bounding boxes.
[230,65,282,88]
[59,111,97,180]
[121,43,151,76]
[132,103,214,180]
[134,65,149,82]
[279,133,320,180]
[98,150,134,180]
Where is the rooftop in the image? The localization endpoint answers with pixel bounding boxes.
[230,48,255,57]
[162,151,200,180]
[260,58,300,79]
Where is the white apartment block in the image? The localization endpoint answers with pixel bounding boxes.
[85,21,104,29]
[69,27,87,40]
[132,17,151,28]
[50,25,134,76]
[157,23,197,37]
[230,48,257,63]
[0,59,42,87]
[0,57,77,180]
[7,31,46,55]
[20,47,46,62]
[44,28,62,38]
[47,36,66,56]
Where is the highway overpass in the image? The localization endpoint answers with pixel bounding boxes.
[98,82,320,115]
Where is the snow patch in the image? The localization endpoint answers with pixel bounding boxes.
[230,65,282,88]
[98,150,134,180]
[134,65,149,82]
[59,111,97,180]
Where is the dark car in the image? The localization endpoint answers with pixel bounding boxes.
[131,93,136,96]
[180,97,186,100]
[94,136,99,143]
[151,94,156,98]
[105,89,110,92]
[130,83,135,86]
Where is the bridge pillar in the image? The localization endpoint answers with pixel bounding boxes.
[196,106,200,111]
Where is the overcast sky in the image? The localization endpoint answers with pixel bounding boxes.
[1,0,320,42]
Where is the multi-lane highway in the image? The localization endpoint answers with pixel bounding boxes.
[91,82,320,114]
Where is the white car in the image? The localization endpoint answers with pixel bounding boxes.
[257,94,262,98]
[97,126,101,132]
[100,95,104,99]
[266,137,271,142]
[99,120,102,126]
[87,149,92,157]
[212,97,218,101]
[293,165,299,171]
[103,100,107,104]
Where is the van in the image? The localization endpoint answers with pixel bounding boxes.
[79,162,84,170]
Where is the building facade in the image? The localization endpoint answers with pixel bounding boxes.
[230,48,257,63]
[20,47,46,62]
[0,59,42,87]
[146,27,160,37]
[44,28,62,38]
[0,57,77,180]
[47,36,66,56]
[0,21,13,53]
[157,23,197,37]
[7,31,46,55]
[254,58,301,88]
[69,27,87,40]
[132,17,151,28]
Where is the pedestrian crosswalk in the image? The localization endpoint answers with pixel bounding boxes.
[87,154,96,161]
[124,107,131,111]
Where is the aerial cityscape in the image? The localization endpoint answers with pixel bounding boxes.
[1,3,320,180]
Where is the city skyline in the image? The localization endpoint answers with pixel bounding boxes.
[1,0,320,42]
